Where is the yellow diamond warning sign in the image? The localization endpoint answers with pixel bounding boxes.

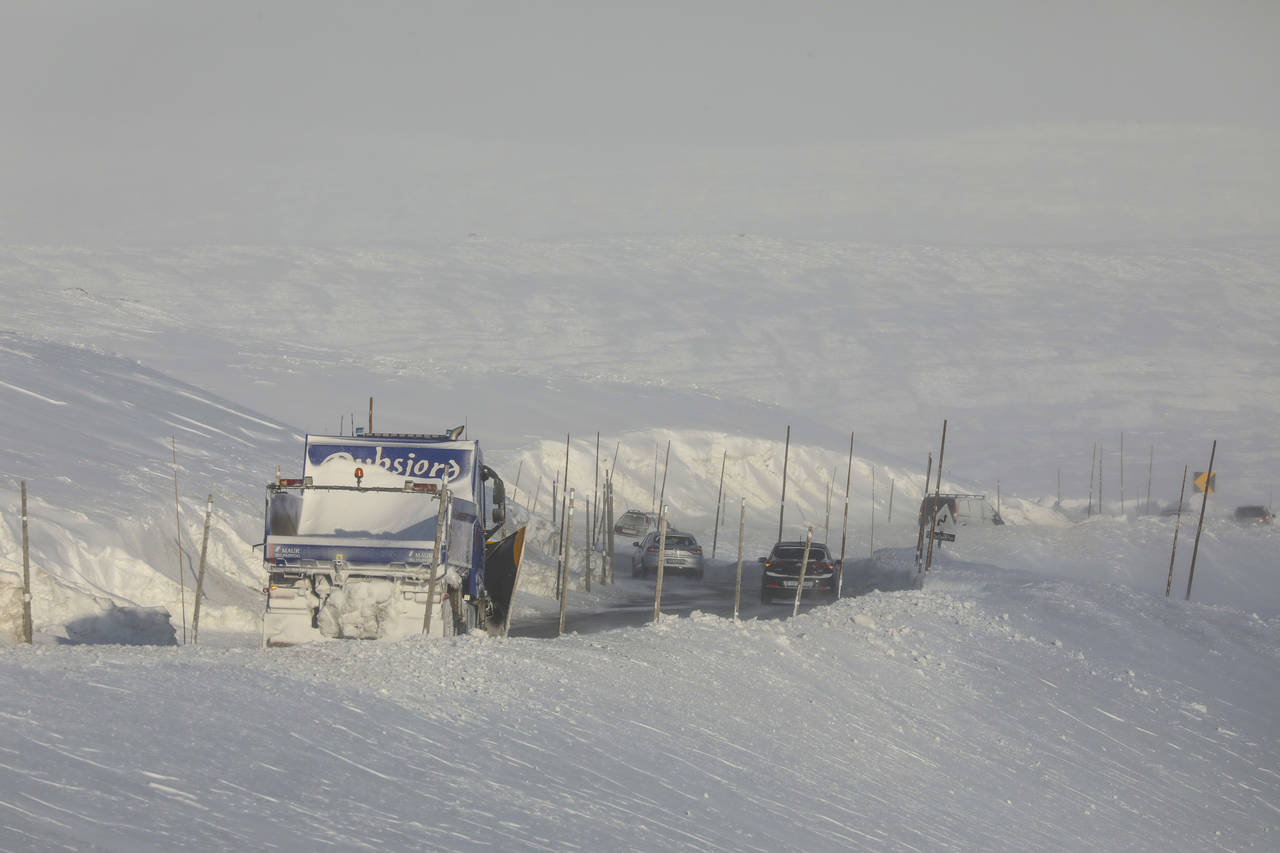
[1193,471,1215,494]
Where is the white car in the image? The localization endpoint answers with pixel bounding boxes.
[614,509,659,538]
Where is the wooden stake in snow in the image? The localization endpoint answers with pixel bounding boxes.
[916,452,933,573]
[838,431,853,597]
[171,437,187,645]
[924,420,948,573]
[559,489,574,635]
[651,441,658,513]
[791,527,814,618]
[1166,465,1188,598]
[1185,441,1216,601]
[869,467,876,558]
[423,485,449,636]
[652,505,669,623]
[1098,441,1104,515]
[778,425,791,543]
[733,497,746,621]
[583,498,591,592]
[1152,445,1162,512]
[562,432,571,523]
[658,439,671,513]
[824,465,835,544]
[368,397,373,434]
[1120,431,1125,515]
[593,432,600,551]
[191,494,213,644]
[712,449,727,559]
[1088,442,1097,516]
[888,479,895,525]
[20,480,32,645]
[605,474,616,584]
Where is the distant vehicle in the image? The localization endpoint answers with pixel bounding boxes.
[759,541,839,604]
[615,509,659,537]
[1233,505,1273,524]
[918,493,1003,531]
[631,529,704,579]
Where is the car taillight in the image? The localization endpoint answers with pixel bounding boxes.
[691,547,702,555]
[647,546,658,552]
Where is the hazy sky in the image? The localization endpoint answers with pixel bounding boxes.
[3,1,1278,244]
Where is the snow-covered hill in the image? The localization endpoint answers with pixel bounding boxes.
[1,237,1278,850]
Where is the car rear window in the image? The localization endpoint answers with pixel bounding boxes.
[773,546,829,561]
[666,536,696,549]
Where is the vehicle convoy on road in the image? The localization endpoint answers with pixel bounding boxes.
[631,529,705,579]
[759,541,839,603]
[261,431,523,645]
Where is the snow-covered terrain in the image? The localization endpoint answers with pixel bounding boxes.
[1,236,1277,850]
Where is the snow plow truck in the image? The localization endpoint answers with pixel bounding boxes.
[261,432,524,645]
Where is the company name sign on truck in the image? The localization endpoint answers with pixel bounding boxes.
[304,437,474,487]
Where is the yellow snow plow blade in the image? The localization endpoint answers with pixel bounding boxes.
[484,526,525,637]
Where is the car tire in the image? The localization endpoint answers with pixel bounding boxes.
[760,588,770,605]
[695,569,704,580]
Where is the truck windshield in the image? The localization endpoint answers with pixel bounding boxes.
[296,488,440,539]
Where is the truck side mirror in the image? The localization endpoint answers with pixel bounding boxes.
[482,464,507,531]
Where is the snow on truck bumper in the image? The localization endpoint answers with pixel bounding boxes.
[265,577,454,644]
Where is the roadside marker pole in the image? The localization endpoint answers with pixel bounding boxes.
[658,440,671,512]
[712,449,727,559]
[733,498,745,621]
[924,420,948,573]
[1152,445,1162,512]
[1099,441,1104,515]
[171,438,187,644]
[777,425,791,543]
[583,499,591,592]
[1088,442,1097,516]
[423,485,449,636]
[559,489,574,635]
[511,460,523,506]
[1120,431,1125,515]
[837,431,853,598]
[20,481,32,644]
[869,467,876,558]
[191,494,213,644]
[1185,441,1216,601]
[915,453,932,573]
[791,527,814,618]
[651,441,658,513]
[1165,466,1188,598]
[593,432,600,552]
[824,465,835,544]
[887,478,895,525]
[605,474,615,584]
[652,505,669,623]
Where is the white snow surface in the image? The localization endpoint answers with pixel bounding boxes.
[1,238,1278,850]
